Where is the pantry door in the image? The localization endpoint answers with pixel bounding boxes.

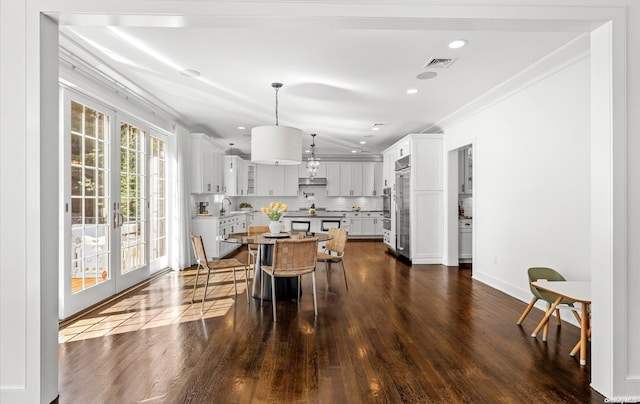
[60,92,153,319]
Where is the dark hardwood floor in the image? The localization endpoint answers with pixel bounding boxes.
[59,241,604,403]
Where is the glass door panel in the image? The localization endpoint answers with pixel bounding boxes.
[120,123,147,275]
[149,136,168,272]
[70,101,111,293]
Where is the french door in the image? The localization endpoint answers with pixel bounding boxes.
[60,91,168,319]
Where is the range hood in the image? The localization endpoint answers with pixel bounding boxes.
[298,177,327,186]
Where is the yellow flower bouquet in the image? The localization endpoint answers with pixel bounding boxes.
[261,201,288,221]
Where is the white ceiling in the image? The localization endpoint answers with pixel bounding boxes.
[60,19,584,157]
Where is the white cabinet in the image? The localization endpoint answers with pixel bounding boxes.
[459,219,472,262]
[383,149,395,189]
[361,162,383,197]
[459,146,473,195]
[256,164,283,196]
[245,163,256,196]
[339,164,363,196]
[349,212,363,235]
[326,162,380,197]
[348,211,383,237]
[362,163,375,197]
[396,139,411,159]
[191,214,245,259]
[256,164,298,196]
[284,165,299,196]
[191,133,224,194]
[224,156,246,196]
[326,164,341,196]
[373,162,383,196]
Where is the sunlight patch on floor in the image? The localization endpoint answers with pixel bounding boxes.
[59,269,249,343]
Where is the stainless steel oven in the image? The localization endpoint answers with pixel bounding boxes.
[383,187,392,218]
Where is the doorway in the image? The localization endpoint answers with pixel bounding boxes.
[60,91,169,319]
[457,145,473,270]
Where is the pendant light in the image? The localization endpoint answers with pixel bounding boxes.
[228,143,234,173]
[306,133,320,178]
[251,82,302,165]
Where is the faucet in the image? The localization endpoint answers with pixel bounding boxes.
[220,198,231,215]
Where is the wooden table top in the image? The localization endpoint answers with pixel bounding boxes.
[531,280,591,303]
[220,232,331,245]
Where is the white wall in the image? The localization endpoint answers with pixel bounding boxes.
[444,56,591,310]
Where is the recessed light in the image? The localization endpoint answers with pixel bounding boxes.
[372,127,380,131]
[351,150,357,153]
[305,149,311,153]
[417,71,438,80]
[237,126,245,130]
[407,88,419,94]
[448,39,468,49]
[360,141,366,145]
[180,69,200,78]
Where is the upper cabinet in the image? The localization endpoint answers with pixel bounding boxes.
[191,133,224,194]
[255,164,299,196]
[383,149,395,189]
[224,156,246,196]
[326,164,341,196]
[324,162,381,197]
[340,163,364,196]
[396,139,411,159]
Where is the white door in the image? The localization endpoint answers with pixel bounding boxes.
[60,92,169,318]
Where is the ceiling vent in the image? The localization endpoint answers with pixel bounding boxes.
[423,57,458,69]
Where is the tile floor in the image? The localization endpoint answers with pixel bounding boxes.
[59,267,249,343]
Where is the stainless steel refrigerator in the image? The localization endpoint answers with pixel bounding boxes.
[395,156,411,261]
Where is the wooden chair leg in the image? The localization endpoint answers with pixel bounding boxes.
[570,327,591,357]
[260,269,264,308]
[517,297,538,325]
[271,273,277,322]
[201,268,211,313]
[532,296,562,338]
[232,270,238,297]
[555,308,562,326]
[312,272,318,317]
[191,264,201,304]
[572,310,582,324]
[341,261,348,290]
[244,266,250,304]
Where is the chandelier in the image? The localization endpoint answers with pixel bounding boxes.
[306,133,320,178]
[251,82,302,165]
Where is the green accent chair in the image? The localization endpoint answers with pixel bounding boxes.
[516,267,581,341]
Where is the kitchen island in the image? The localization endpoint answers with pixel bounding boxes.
[282,211,347,233]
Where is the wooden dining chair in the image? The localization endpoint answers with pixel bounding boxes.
[317,227,349,290]
[247,225,270,269]
[260,237,319,322]
[190,234,250,311]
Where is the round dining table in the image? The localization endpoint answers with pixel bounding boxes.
[220,231,331,301]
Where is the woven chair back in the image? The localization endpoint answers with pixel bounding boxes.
[190,235,208,265]
[248,225,270,234]
[272,237,318,276]
[325,228,348,254]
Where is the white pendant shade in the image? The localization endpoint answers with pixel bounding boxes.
[251,125,302,165]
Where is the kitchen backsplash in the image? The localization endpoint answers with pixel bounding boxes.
[191,186,383,217]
